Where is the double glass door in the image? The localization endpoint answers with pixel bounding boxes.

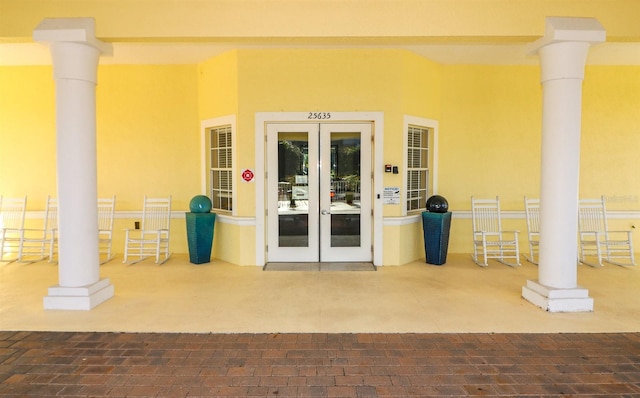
[267,123,372,262]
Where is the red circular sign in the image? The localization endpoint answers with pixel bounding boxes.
[241,169,255,182]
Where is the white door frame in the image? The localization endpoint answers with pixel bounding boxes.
[319,123,372,262]
[266,123,320,262]
[255,112,384,266]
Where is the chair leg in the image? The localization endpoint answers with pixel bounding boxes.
[106,242,114,264]
[471,240,489,267]
[153,231,161,263]
[123,231,131,263]
[601,244,636,267]
[48,235,57,263]
[525,243,538,265]
[156,240,171,265]
[579,250,603,267]
[496,251,521,267]
[0,242,19,264]
[99,237,114,265]
[100,245,114,265]
[482,241,489,267]
[595,241,604,266]
[157,253,171,265]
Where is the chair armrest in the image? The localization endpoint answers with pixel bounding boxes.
[19,228,47,238]
[476,231,501,236]
[604,230,634,240]
[580,230,602,237]
[1,227,23,233]
[0,227,23,238]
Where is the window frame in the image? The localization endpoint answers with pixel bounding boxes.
[201,115,236,216]
[403,116,439,216]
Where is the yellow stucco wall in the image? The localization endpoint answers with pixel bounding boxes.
[198,51,239,120]
[3,52,640,265]
[230,48,441,265]
[1,64,200,254]
[581,66,640,202]
[97,65,200,210]
[438,65,541,255]
[197,52,241,262]
[439,65,542,210]
[234,49,408,222]
[440,64,640,255]
[0,66,56,207]
[98,65,200,254]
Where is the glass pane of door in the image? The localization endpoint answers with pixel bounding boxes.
[329,133,361,247]
[320,123,372,262]
[267,122,371,263]
[267,124,319,262]
[278,135,309,247]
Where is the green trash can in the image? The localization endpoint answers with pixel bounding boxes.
[422,211,452,265]
[186,195,216,264]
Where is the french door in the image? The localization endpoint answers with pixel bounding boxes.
[266,123,372,262]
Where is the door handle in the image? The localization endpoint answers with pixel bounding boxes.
[321,209,330,215]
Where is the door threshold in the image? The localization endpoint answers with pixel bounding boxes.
[263,262,376,272]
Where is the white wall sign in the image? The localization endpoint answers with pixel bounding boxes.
[383,187,400,204]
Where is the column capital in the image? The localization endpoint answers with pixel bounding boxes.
[530,17,606,82]
[33,18,112,55]
[531,17,606,51]
[33,18,112,84]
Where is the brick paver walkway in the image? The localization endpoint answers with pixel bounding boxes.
[0,331,639,397]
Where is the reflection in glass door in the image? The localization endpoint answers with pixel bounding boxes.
[319,123,372,262]
[266,123,372,263]
[267,124,319,262]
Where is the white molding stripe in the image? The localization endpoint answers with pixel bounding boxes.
[384,210,640,225]
[215,214,255,226]
[24,210,640,223]
[24,211,257,226]
[458,211,640,219]
[383,215,421,226]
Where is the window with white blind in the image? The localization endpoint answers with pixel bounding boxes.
[406,125,430,213]
[210,125,233,212]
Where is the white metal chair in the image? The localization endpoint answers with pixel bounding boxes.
[123,196,172,264]
[98,196,116,264]
[578,196,635,267]
[524,197,540,265]
[0,195,27,263]
[19,196,57,263]
[471,196,520,267]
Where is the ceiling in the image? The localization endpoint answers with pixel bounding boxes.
[3,0,640,66]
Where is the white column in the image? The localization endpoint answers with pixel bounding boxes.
[34,18,114,310]
[522,17,605,312]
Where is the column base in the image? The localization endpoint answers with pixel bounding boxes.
[44,278,114,310]
[522,280,593,312]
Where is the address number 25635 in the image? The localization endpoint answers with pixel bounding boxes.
[308,112,331,120]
